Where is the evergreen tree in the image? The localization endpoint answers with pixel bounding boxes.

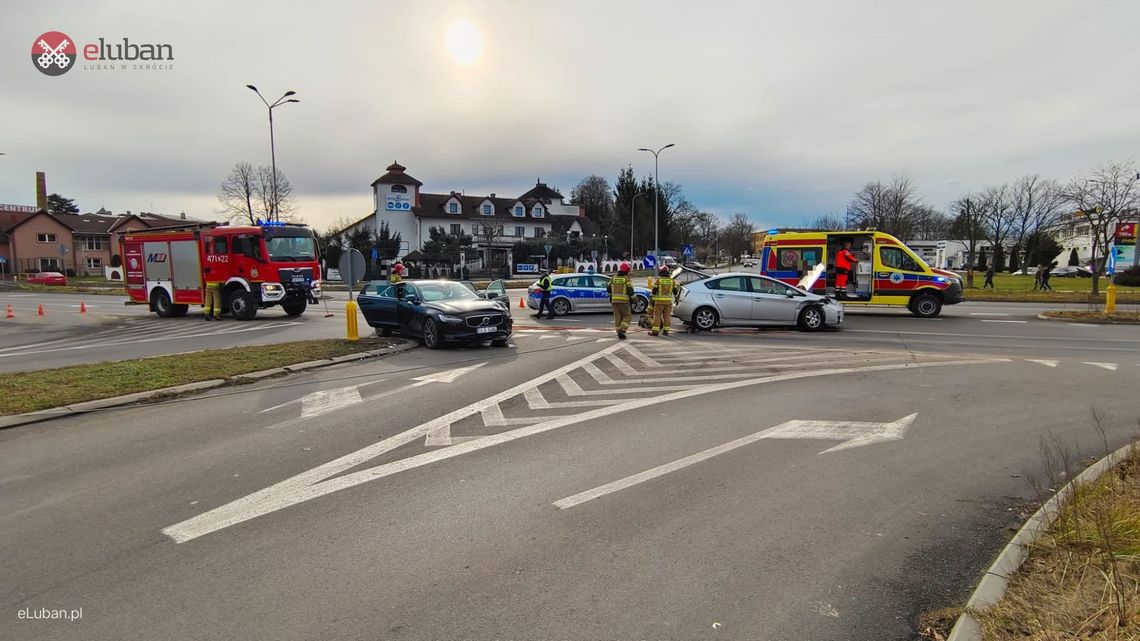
[1068,248,1080,266]
[46,193,79,216]
[993,244,1006,272]
[977,248,988,270]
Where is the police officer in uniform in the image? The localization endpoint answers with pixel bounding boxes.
[649,265,675,336]
[608,262,634,339]
[535,269,553,319]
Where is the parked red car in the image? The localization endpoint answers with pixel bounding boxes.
[26,271,68,286]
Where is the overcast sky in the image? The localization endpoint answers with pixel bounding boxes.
[3,0,1139,231]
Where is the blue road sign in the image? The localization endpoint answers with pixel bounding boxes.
[642,255,657,269]
[681,244,694,257]
[371,247,379,262]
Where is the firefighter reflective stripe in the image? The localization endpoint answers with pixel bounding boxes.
[609,276,631,302]
[652,277,675,302]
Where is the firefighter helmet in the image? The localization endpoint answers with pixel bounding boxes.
[658,265,670,275]
[618,262,630,274]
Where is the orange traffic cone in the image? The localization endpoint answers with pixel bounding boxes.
[37,304,45,316]
[5,304,13,319]
[79,301,87,314]
[518,295,525,309]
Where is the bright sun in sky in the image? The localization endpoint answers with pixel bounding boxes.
[445,19,483,65]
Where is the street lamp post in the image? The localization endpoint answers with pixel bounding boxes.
[246,85,299,222]
[630,191,646,259]
[637,143,675,262]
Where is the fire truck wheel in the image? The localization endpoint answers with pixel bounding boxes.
[281,299,307,317]
[152,289,174,318]
[228,290,258,321]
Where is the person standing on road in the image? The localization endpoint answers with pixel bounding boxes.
[1032,265,1043,291]
[203,268,223,321]
[983,264,995,289]
[834,239,858,298]
[608,262,634,339]
[535,269,554,319]
[649,265,675,336]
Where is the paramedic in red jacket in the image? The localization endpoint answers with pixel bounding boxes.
[835,239,858,296]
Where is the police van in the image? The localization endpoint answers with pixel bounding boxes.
[755,230,964,317]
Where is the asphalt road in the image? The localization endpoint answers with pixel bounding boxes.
[3,317,1138,640]
[2,288,1138,373]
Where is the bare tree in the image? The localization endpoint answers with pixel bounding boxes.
[256,166,298,222]
[847,174,925,239]
[721,212,755,262]
[476,222,505,268]
[218,162,259,225]
[1009,175,1065,273]
[1063,160,1139,295]
[950,195,984,286]
[803,214,845,230]
[979,183,1016,269]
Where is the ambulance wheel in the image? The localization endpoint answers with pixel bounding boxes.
[551,298,571,316]
[910,293,942,318]
[171,304,189,317]
[631,296,649,314]
[797,305,825,331]
[281,299,307,317]
[692,306,719,331]
[228,290,258,321]
[152,290,174,317]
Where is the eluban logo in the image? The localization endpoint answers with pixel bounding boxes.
[33,31,76,76]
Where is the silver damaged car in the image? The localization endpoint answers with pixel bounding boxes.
[673,268,843,332]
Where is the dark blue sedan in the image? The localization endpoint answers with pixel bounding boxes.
[358,279,512,349]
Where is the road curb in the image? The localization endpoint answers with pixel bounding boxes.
[946,441,1138,641]
[0,339,416,431]
[1036,312,1140,325]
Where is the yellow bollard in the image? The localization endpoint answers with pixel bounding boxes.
[1104,283,1116,315]
[345,299,359,341]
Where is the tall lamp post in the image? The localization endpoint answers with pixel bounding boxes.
[637,143,675,261]
[246,85,299,222]
[629,191,646,259]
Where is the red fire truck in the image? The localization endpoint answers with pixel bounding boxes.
[122,221,323,320]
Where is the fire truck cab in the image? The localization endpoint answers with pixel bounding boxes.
[122,221,322,320]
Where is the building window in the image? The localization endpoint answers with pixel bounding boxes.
[39,258,61,271]
[86,257,102,270]
[37,233,57,243]
[482,204,493,215]
[532,207,543,218]
[515,226,525,237]
[450,224,461,236]
[472,224,480,236]
[391,184,407,193]
[449,202,459,214]
[534,228,545,238]
[514,206,524,217]
[83,237,103,251]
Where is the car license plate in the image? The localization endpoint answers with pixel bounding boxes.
[476,326,497,334]
[291,275,306,283]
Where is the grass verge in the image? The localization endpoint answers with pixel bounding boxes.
[2,338,401,416]
[1042,311,1140,324]
[976,442,1140,640]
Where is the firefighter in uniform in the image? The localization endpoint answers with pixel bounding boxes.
[203,268,224,321]
[649,265,675,336]
[390,261,405,284]
[834,239,857,298]
[608,262,634,339]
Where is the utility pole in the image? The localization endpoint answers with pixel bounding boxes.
[638,144,675,262]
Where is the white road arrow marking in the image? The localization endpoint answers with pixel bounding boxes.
[1026,359,1058,368]
[412,362,487,384]
[1083,362,1118,371]
[301,387,363,418]
[164,354,999,543]
[553,414,917,509]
